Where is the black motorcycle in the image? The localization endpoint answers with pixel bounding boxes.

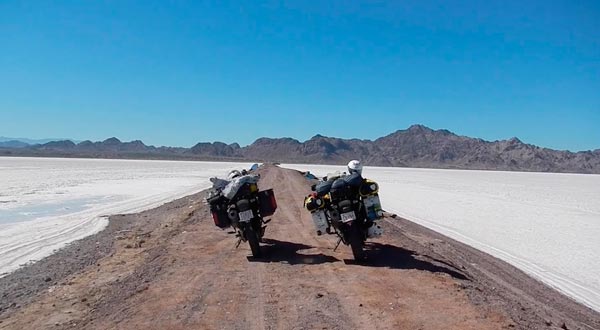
[207,179,277,258]
[305,173,383,260]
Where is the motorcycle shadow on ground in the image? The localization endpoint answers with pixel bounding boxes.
[344,243,468,280]
[247,238,339,265]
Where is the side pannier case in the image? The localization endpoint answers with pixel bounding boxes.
[360,180,383,221]
[304,194,328,235]
[363,195,383,221]
[258,189,277,217]
[207,194,231,228]
[311,210,328,235]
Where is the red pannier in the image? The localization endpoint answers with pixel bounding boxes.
[207,194,230,229]
[258,189,277,217]
[210,206,230,228]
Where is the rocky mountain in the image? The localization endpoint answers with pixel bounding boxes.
[372,125,600,173]
[242,135,391,166]
[2,125,599,174]
[0,136,79,145]
[0,140,30,148]
[190,142,241,157]
[239,125,600,173]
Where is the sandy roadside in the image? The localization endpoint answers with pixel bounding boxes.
[0,165,598,330]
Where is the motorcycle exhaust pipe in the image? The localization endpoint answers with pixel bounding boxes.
[227,208,238,221]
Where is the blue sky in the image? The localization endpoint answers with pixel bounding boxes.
[1,1,599,151]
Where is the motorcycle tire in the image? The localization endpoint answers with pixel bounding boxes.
[245,226,261,258]
[349,223,366,261]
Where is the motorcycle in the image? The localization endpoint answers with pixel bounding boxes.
[207,175,277,258]
[304,172,383,260]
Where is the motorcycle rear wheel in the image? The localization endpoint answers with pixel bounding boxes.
[245,226,261,258]
[349,223,366,261]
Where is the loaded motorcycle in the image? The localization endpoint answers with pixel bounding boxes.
[304,171,383,260]
[207,173,277,258]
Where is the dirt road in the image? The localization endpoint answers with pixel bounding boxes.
[1,165,598,329]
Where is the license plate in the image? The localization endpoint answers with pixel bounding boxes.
[340,211,356,223]
[238,209,253,222]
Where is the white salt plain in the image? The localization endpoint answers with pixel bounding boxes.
[283,163,600,312]
[0,157,251,276]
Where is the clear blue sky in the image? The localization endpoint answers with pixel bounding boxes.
[1,1,599,151]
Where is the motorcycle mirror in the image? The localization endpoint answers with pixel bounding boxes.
[322,176,328,181]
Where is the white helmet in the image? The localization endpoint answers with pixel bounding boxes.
[347,160,363,175]
[227,170,241,180]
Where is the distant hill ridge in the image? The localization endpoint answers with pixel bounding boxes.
[2,125,599,174]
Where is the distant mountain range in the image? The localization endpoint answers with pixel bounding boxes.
[0,136,80,146]
[2,125,599,174]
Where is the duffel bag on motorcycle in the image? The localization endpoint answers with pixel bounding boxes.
[359,179,379,196]
[304,193,324,212]
[314,180,334,197]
